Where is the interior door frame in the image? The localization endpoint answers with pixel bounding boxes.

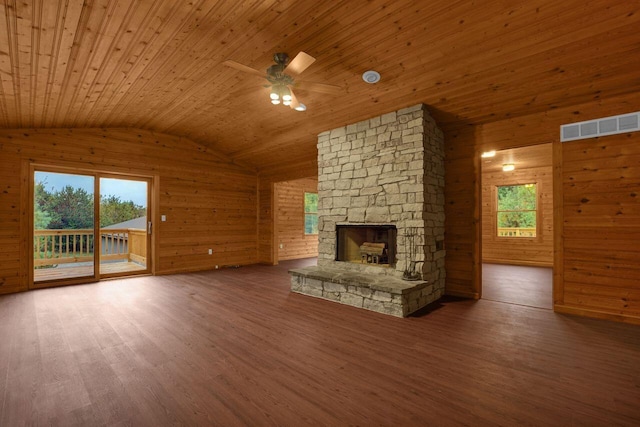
[476,142,555,301]
[28,162,156,289]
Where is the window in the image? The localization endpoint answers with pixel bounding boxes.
[304,192,318,235]
[496,184,537,237]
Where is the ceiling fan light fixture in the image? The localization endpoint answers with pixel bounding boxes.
[223,51,341,112]
[362,70,381,84]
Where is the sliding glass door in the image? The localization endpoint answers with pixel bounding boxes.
[99,177,150,278]
[32,168,151,286]
[33,171,96,283]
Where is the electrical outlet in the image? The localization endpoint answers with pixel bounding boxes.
[215,265,219,269]
[208,249,213,255]
[279,243,283,249]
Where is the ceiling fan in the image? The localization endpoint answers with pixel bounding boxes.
[223,51,341,111]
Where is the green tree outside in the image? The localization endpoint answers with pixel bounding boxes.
[34,181,53,229]
[304,192,318,234]
[35,181,145,230]
[100,195,146,227]
[44,185,94,229]
[497,184,537,231]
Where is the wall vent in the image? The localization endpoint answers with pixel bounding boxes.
[560,111,640,142]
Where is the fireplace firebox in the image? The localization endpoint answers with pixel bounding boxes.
[336,224,397,267]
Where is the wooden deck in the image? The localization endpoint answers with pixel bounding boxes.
[34,261,146,282]
[2,258,639,425]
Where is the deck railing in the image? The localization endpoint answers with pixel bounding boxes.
[497,227,536,237]
[34,228,147,267]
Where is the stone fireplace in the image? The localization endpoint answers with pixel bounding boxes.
[290,104,445,317]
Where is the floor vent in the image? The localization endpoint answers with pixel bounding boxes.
[560,111,640,142]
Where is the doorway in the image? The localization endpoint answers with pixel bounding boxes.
[273,177,319,262]
[482,264,553,309]
[479,144,553,309]
[32,168,151,287]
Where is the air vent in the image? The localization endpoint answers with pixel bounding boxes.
[560,111,640,142]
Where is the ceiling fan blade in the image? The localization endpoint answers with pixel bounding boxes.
[284,51,316,75]
[223,60,265,77]
[296,81,342,95]
[288,85,301,110]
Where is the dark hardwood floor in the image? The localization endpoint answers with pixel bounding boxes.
[1,258,639,426]
[482,263,553,309]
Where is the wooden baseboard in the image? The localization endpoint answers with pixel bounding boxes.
[157,263,250,276]
[278,254,319,262]
[445,289,480,300]
[554,304,640,326]
[482,258,553,268]
[0,286,27,295]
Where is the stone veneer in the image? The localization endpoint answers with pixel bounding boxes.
[291,104,446,316]
[290,267,432,317]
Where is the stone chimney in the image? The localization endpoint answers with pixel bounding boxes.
[316,104,445,291]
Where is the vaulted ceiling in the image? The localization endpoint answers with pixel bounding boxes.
[1,1,639,173]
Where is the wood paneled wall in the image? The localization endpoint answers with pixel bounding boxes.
[561,133,640,321]
[443,125,481,299]
[257,178,275,265]
[0,128,258,294]
[481,148,553,267]
[444,92,640,323]
[275,178,319,261]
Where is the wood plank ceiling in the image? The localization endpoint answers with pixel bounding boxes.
[1,0,639,173]
[480,144,552,174]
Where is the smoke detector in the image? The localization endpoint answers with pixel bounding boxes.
[362,70,381,84]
